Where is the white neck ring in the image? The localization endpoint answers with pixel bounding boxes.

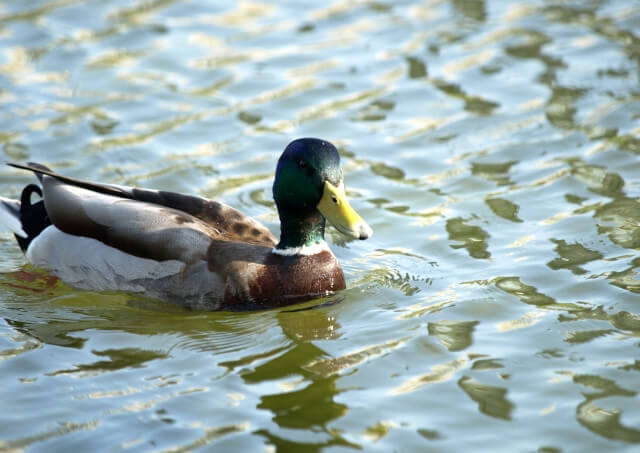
[271,241,330,256]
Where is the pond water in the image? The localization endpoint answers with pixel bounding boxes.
[1,0,639,451]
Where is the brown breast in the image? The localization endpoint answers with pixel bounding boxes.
[222,250,346,309]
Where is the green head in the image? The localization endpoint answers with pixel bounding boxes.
[272,138,372,250]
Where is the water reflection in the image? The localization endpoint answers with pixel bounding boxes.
[0,420,100,453]
[608,311,640,333]
[451,0,487,23]
[559,305,640,343]
[574,374,640,443]
[0,273,284,357]
[471,358,503,371]
[572,162,624,198]
[428,320,478,352]
[458,376,513,420]
[545,86,586,130]
[370,162,406,181]
[471,161,516,186]
[595,197,640,250]
[6,318,87,349]
[494,277,554,307]
[406,56,427,79]
[353,98,395,122]
[163,423,250,452]
[49,348,168,377]
[486,198,522,223]
[446,217,491,259]
[563,159,640,280]
[304,338,407,378]
[607,258,640,293]
[547,239,603,275]
[391,357,467,395]
[1,285,356,448]
[432,79,499,115]
[258,377,346,429]
[238,310,358,449]
[254,428,359,453]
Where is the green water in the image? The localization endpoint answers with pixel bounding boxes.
[1,0,639,451]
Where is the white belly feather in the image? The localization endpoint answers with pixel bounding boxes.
[27,225,184,291]
[26,226,222,308]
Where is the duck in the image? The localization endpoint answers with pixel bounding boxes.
[0,138,372,310]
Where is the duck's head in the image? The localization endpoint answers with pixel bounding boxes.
[273,138,372,250]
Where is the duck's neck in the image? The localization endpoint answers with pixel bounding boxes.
[275,208,327,253]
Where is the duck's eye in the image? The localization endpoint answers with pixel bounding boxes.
[298,160,307,169]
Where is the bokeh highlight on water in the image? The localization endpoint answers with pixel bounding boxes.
[0,0,639,451]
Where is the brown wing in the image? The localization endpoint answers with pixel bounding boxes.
[10,162,277,254]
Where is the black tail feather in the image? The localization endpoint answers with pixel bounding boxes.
[15,184,51,252]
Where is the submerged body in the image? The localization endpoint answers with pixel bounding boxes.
[0,139,371,310]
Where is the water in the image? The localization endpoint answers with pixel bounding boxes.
[0,0,639,451]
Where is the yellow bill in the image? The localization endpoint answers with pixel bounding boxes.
[317,180,373,240]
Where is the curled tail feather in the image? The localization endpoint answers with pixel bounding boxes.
[0,184,51,252]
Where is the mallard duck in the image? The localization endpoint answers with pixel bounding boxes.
[0,138,372,310]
